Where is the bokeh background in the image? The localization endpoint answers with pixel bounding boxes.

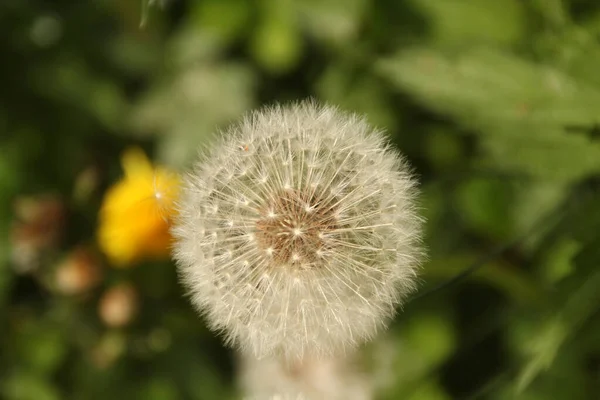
[2,0,600,399]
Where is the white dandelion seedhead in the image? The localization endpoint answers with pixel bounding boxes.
[239,353,372,400]
[172,101,424,361]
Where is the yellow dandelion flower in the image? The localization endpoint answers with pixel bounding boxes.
[98,147,180,267]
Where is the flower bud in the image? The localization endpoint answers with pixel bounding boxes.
[10,195,66,273]
[54,247,103,295]
[98,283,139,328]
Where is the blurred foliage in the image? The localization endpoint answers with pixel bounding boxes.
[2,0,600,399]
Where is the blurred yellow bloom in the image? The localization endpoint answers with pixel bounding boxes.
[98,147,180,267]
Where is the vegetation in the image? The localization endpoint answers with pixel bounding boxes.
[2,0,600,399]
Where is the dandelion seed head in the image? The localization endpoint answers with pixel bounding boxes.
[239,353,373,400]
[172,101,424,361]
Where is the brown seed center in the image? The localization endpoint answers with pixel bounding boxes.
[255,189,338,268]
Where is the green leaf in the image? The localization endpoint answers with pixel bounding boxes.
[32,59,129,131]
[516,267,600,392]
[190,0,251,44]
[315,63,398,130]
[455,178,514,241]
[140,0,150,28]
[249,0,303,73]
[405,381,452,400]
[477,126,600,181]
[378,48,600,180]
[296,0,367,45]
[530,0,568,27]
[539,238,580,284]
[404,313,456,366]
[130,63,254,167]
[378,47,600,128]
[18,324,68,376]
[537,26,600,89]
[408,0,525,47]
[0,148,19,309]
[423,127,465,171]
[511,181,570,251]
[423,254,544,306]
[136,378,179,400]
[1,373,61,400]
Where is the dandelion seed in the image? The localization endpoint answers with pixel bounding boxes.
[172,101,424,361]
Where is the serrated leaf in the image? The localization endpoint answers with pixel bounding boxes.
[378,47,600,128]
[536,26,600,89]
[478,126,600,181]
[409,0,525,47]
[379,48,600,181]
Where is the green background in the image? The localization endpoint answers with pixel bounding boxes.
[2,0,600,399]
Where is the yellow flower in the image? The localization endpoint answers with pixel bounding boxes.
[98,147,180,267]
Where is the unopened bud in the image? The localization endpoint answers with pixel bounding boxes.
[98,283,139,328]
[54,247,103,295]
